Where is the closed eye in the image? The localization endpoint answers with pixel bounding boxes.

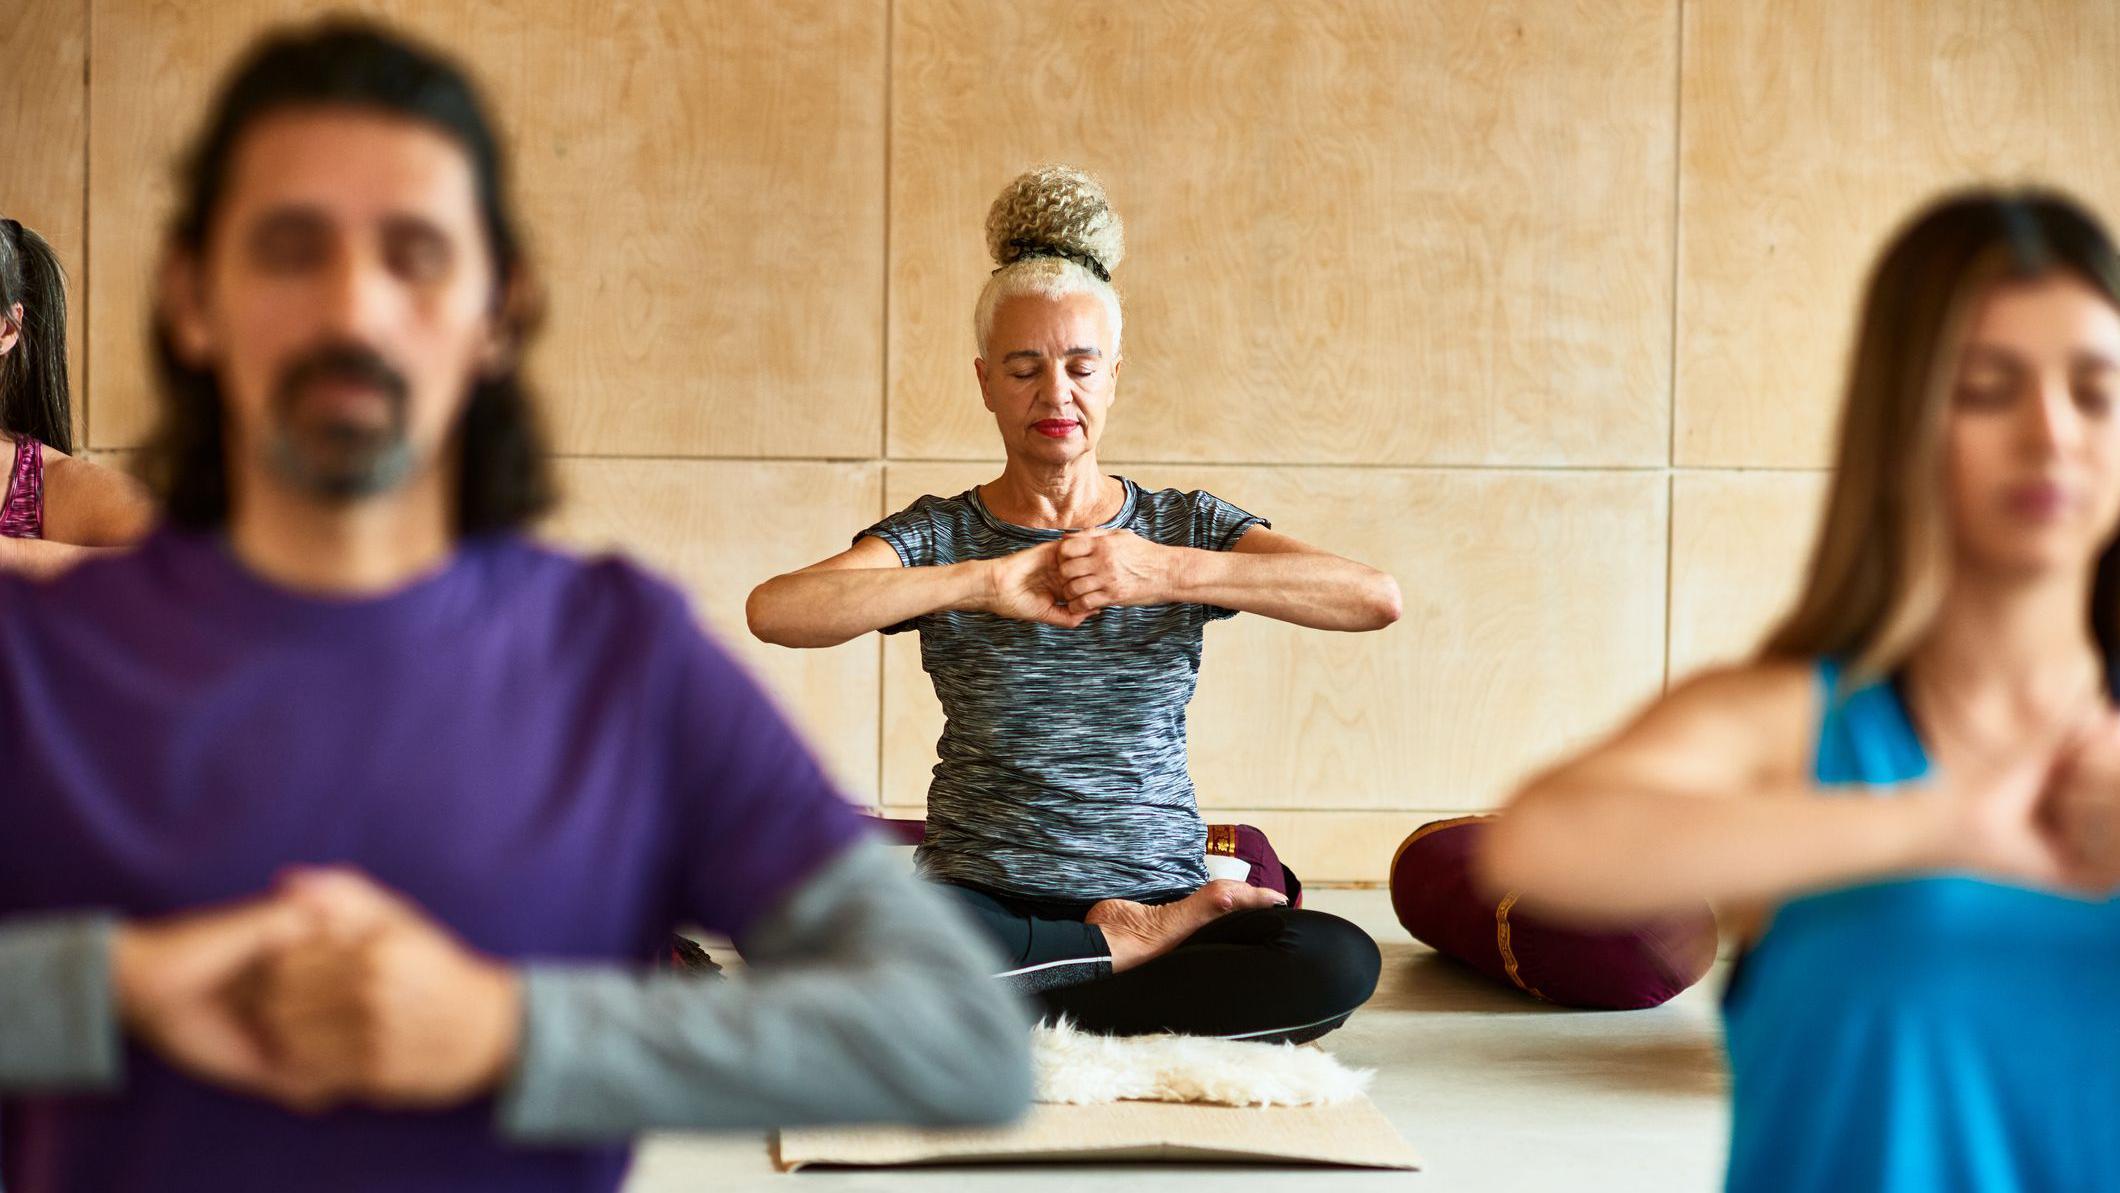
[248,210,331,273]
[382,218,456,284]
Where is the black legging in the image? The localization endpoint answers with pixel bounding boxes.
[942,881,1382,1045]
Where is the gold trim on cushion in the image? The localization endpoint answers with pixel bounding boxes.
[1494,893,1549,1002]
[1388,813,1493,876]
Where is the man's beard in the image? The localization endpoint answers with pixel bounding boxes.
[264,341,418,500]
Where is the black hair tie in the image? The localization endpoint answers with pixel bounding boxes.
[999,236,1111,283]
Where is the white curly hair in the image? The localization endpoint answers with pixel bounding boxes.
[973,165,1125,356]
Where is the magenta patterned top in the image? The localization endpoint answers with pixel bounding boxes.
[0,435,43,539]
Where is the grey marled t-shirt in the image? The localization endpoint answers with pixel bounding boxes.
[860,478,1266,901]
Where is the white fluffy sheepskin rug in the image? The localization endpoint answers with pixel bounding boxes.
[1031,1019,1373,1107]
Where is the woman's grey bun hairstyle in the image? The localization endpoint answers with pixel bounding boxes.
[974,165,1125,353]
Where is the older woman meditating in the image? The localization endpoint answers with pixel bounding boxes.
[749,167,1398,1043]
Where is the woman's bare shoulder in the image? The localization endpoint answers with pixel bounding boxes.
[40,447,156,547]
[1662,658,1818,720]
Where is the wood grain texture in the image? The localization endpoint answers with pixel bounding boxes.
[541,458,885,800]
[1677,0,2120,468]
[88,0,885,457]
[34,1,2089,864]
[1668,470,1830,681]
[879,461,1668,815]
[888,0,1675,467]
[2,0,88,448]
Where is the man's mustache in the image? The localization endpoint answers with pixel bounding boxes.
[272,342,410,416]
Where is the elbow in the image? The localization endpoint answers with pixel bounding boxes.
[913,983,1036,1127]
[889,885,1036,1127]
[1368,573,1403,629]
[1344,571,1401,631]
[744,581,798,648]
[744,583,775,644]
[954,979,1037,1124]
[746,578,850,650]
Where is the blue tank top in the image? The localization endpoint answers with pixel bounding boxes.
[1723,659,2120,1192]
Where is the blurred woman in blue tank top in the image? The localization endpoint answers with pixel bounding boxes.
[1484,188,2120,1193]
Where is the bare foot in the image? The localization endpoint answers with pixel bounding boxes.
[1085,880,1286,973]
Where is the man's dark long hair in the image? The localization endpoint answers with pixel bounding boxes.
[140,18,555,534]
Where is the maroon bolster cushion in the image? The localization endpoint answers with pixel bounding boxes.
[1390,815,1716,1010]
[1207,823,1302,908]
[872,816,929,846]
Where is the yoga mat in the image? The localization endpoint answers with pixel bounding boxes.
[775,1097,1421,1171]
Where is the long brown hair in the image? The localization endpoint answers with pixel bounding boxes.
[1763,188,2120,681]
[0,218,73,454]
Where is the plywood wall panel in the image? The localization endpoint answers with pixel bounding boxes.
[53,0,2089,873]
[1668,470,1830,680]
[889,0,1676,468]
[88,0,886,458]
[1676,0,2120,468]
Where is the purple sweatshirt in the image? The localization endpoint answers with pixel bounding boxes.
[0,529,875,1191]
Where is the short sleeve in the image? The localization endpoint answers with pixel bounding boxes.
[663,606,873,942]
[1186,490,1269,623]
[855,495,959,634]
[1186,490,1268,553]
[858,494,964,569]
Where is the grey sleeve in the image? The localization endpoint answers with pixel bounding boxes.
[855,496,945,570]
[1187,489,1269,553]
[497,838,1035,1142]
[0,913,124,1091]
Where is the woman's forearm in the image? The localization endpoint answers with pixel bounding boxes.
[1481,780,1950,922]
[747,561,992,648]
[1168,549,1401,631]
